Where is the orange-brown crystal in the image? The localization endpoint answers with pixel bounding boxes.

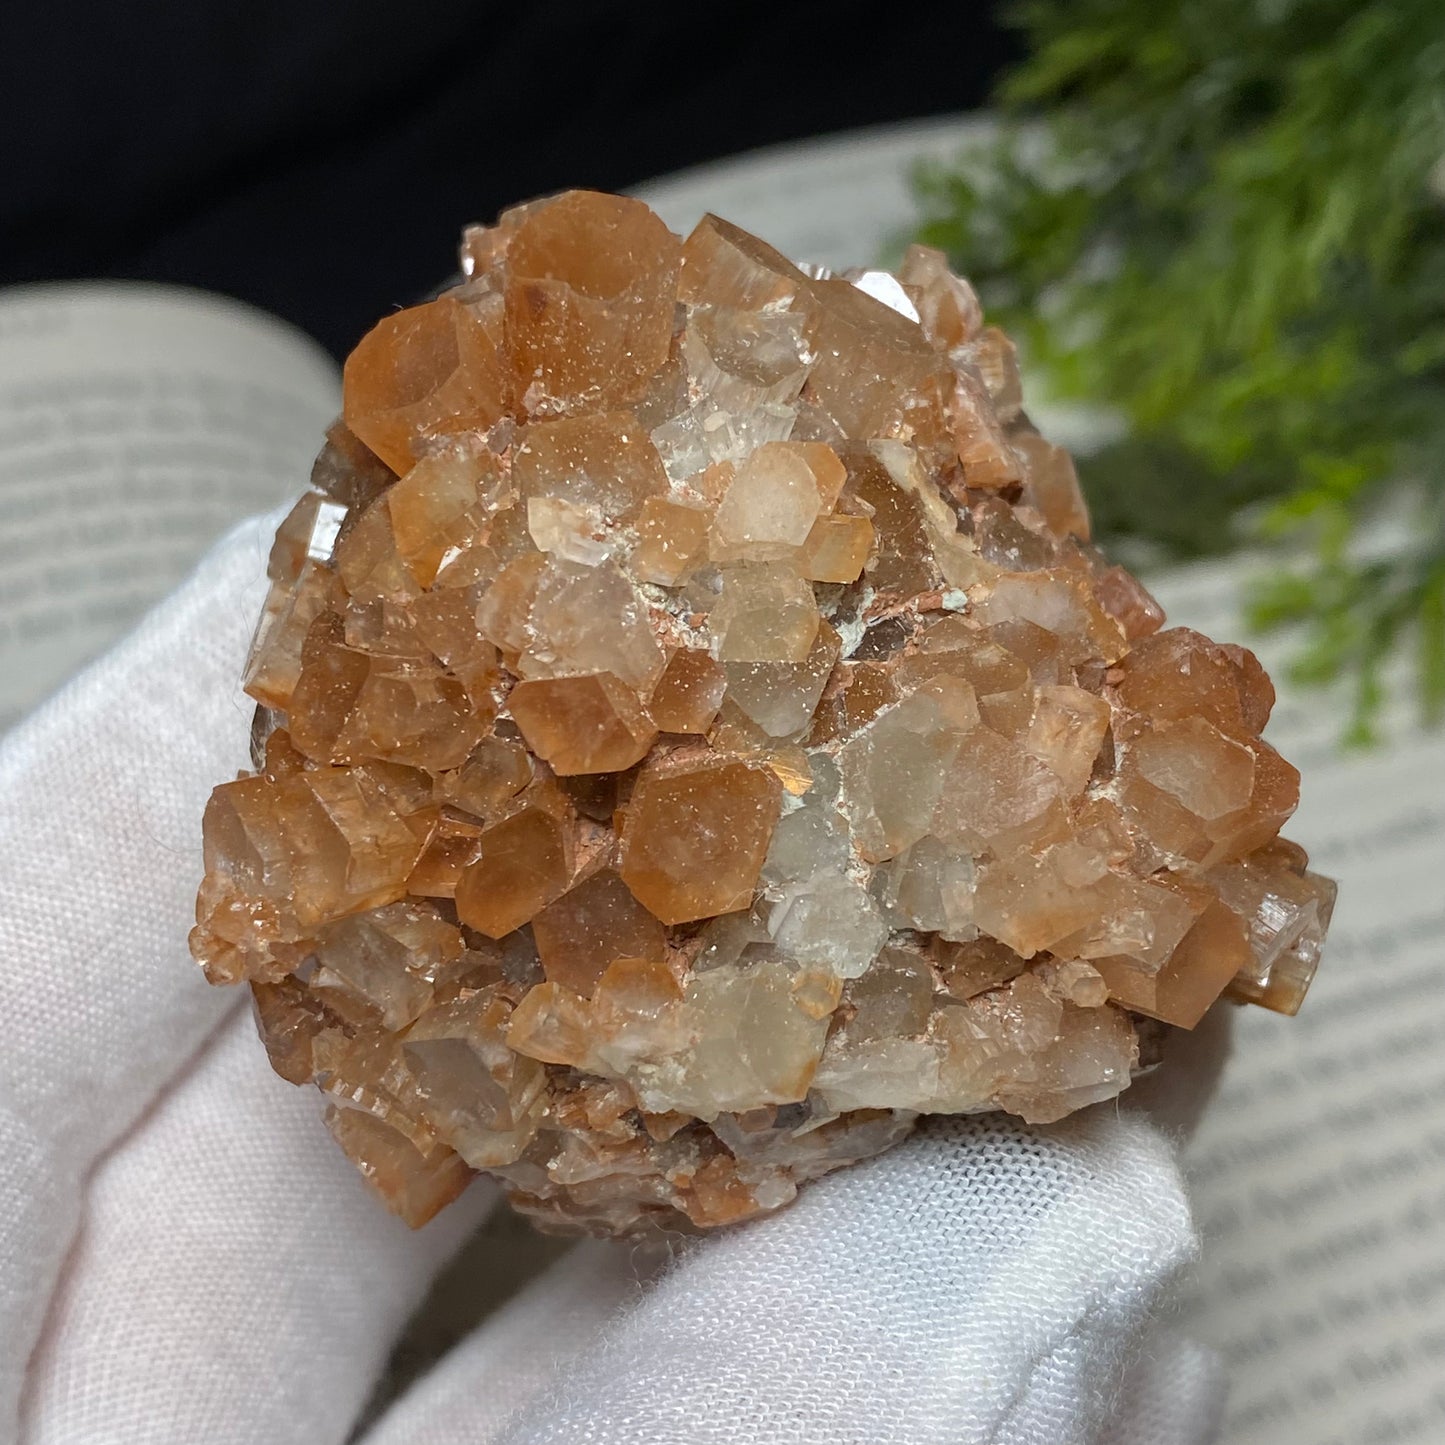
[343,295,509,475]
[454,804,570,939]
[508,672,657,776]
[533,868,667,997]
[192,192,1334,1238]
[618,758,782,924]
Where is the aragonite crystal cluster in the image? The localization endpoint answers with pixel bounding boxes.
[191,190,1335,1237]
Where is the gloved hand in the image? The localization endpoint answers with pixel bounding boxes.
[0,516,1224,1445]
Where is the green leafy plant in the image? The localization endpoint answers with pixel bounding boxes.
[914,0,1445,741]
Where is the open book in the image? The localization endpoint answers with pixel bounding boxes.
[4,121,1442,1443]
[0,282,339,731]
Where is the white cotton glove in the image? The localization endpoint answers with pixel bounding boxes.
[0,516,1225,1445]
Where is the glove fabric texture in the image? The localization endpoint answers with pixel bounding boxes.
[0,516,1224,1445]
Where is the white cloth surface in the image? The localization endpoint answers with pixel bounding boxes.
[0,516,1223,1444]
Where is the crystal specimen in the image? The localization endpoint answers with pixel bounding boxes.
[192,190,1335,1238]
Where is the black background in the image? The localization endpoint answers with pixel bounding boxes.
[0,1,1014,359]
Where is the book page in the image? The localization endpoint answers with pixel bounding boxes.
[640,135,1445,1442]
[0,282,339,729]
[634,115,985,273]
[1149,564,1445,1445]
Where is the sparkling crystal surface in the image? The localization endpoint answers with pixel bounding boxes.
[193,191,1334,1237]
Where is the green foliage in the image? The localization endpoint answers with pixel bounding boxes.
[914,0,1445,738]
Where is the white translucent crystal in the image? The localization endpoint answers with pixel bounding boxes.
[766,872,888,979]
[630,960,829,1119]
[871,836,978,940]
[848,269,921,323]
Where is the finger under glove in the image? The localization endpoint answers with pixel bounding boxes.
[0,514,276,1437]
[361,1241,655,1445]
[361,1112,1204,1445]
[0,511,1224,1445]
[19,1007,493,1445]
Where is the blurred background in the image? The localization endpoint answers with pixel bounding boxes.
[0,0,1015,360]
[8,0,1439,736]
[4,8,1445,1443]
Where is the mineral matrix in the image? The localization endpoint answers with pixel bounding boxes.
[191,191,1335,1236]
